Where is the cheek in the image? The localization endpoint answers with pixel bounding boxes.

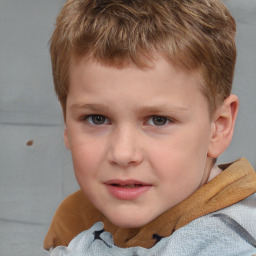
[70,143,103,179]
[149,128,210,180]
[174,123,211,157]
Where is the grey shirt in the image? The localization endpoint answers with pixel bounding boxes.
[49,193,256,256]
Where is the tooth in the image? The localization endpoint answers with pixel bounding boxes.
[111,184,143,188]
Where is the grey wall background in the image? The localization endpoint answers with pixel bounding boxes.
[0,1,255,255]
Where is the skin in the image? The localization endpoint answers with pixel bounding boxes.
[64,55,238,228]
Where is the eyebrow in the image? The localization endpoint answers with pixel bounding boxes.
[70,103,111,112]
[70,103,188,114]
[134,104,188,114]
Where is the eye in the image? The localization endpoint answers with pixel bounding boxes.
[148,116,169,126]
[85,115,109,125]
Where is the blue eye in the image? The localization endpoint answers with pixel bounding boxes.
[85,115,109,125]
[148,116,168,126]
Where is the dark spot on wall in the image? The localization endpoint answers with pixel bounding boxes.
[26,140,34,146]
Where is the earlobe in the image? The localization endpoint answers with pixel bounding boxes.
[64,127,70,150]
[207,94,239,158]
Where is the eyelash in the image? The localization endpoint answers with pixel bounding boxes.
[147,116,173,126]
[82,115,110,125]
[81,114,174,127]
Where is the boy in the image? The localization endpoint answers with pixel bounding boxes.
[44,0,256,255]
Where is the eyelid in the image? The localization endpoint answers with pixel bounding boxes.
[82,114,110,125]
[146,115,174,126]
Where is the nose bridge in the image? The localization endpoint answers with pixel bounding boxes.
[108,124,143,167]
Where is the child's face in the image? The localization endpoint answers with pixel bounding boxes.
[64,56,215,228]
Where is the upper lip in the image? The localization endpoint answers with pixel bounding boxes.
[104,179,151,186]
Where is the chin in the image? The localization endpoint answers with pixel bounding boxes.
[107,214,152,229]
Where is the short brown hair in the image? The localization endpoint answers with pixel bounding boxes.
[50,0,236,116]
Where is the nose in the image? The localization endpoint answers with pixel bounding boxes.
[107,126,144,167]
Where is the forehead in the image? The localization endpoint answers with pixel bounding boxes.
[69,54,203,88]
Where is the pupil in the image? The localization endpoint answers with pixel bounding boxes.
[153,116,167,126]
[92,115,105,124]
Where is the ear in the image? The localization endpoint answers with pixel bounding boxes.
[64,127,70,150]
[207,94,239,158]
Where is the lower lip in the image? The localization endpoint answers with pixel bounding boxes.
[106,185,151,200]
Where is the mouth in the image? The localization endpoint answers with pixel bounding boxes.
[111,183,145,188]
[104,180,152,200]
[105,180,150,188]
